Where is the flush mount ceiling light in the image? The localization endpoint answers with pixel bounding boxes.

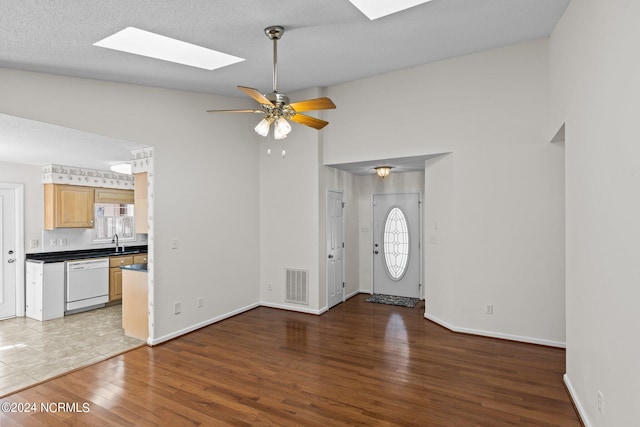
[375,166,393,178]
[207,26,336,140]
[110,162,132,175]
[94,27,244,70]
[347,0,434,20]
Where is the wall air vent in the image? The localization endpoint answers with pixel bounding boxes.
[285,268,309,305]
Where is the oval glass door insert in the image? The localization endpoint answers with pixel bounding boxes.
[383,207,410,280]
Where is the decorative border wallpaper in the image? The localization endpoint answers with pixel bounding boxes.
[42,164,134,189]
[130,146,153,173]
[131,146,155,343]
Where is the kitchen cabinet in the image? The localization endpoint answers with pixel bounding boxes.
[108,253,147,301]
[95,188,134,204]
[25,261,65,321]
[44,184,95,229]
[134,172,148,233]
[109,255,133,301]
[133,253,148,264]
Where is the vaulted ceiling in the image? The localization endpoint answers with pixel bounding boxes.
[0,0,570,170]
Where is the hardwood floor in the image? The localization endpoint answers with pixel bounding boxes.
[0,295,580,426]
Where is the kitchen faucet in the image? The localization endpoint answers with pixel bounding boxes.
[112,234,119,252]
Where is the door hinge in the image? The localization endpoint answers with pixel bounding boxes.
[342,282,345,288]
[342,242,345,248]
[342,202,345,208]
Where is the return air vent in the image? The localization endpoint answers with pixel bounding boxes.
[285,268,309,305]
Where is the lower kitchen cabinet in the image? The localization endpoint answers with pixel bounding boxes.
[109,255,132,301]
[25,260,65,321]
[109,253,147,302]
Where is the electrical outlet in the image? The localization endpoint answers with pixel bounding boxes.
[485,304,494,315]
[30,239,39,249]
[174,302,181,315]
[598,390,604,414]
[197,297,203,308]
[171,239,179,249]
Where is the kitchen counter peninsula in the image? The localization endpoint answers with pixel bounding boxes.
[121,263,148,341]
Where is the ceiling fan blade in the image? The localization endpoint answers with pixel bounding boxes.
[238,86,273,106]
[290,113,329,130]
[206,109,263,114]
[289,97,336,112]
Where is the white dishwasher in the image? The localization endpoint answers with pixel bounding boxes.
[65,258,109,313]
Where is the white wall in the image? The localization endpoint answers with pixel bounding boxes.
[424,154,454,321]
[550,0,640,425]
[0,68,261,342]
[259,88,323,312]
[324,39,566,346]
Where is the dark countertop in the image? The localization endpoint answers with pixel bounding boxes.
[26,245,148,263]
[120,263,148,272]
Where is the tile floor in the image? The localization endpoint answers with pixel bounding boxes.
[0,304,144,397]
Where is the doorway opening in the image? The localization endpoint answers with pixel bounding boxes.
[372,193,421,299]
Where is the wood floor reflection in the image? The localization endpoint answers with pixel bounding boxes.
[0,295,580,426]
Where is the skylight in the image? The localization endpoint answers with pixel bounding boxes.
[94,27,244,70]
[347,0,434,20]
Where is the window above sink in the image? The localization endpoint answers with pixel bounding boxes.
[94,202,135,243]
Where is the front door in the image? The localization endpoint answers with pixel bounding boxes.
[327,190,344,308]
[373,193,421,298]
[0,188,17,319]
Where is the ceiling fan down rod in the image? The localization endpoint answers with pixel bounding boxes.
[265,26,284,94]
[273,36,278,92]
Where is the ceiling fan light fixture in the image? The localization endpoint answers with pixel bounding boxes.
[254,117,273,137]
[375,166,392,178]
[274,117,292,140]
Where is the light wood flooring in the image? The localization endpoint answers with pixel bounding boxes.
[0,295,580,426]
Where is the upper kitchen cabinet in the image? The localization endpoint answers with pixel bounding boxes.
[95,188,134,204]
[134,172,148,233]
[44,184,135,230]
[45,184,95,229]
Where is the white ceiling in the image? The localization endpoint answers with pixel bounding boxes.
[0,0,570,172]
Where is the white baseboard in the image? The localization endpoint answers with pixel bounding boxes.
[345,289,364,300]
[564,373,591,427]
[260,301,327,315]
[148,302,260,346]
[424,312,566,348]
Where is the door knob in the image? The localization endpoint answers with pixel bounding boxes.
[7,259,15,263]
[328,254,334,259]
[374,250,379,255]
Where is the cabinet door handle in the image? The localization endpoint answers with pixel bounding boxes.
[7,259,15,263]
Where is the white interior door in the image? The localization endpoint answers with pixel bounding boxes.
[373,193,421,298]
[327,190,344,308]
[0,188,17,319]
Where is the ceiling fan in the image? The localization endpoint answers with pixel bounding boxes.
[207,26,336,139]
